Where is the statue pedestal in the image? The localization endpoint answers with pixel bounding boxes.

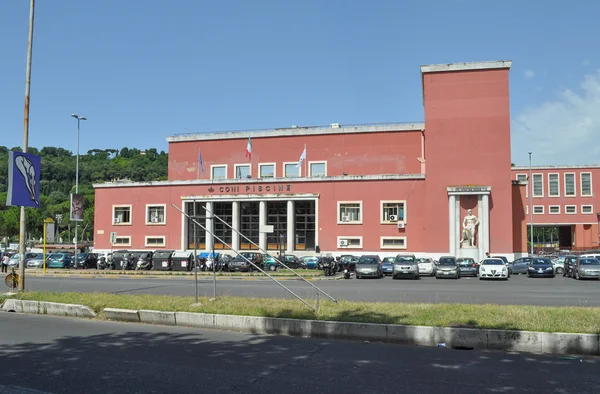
[459,246,480,262]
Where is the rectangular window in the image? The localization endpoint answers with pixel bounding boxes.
[380,237,407,249]
[186,201,206,249]
[516,174,528,197]
[146,205,166,225]
[145,236,165,247]
[234,164,251,179]
[565,173,576,196]
[114,236,131,246]
[380,201,406,224]
[258,163,275,178]
[565,205,577,214]
[211,165,227,180]
[309,161,327,177]
[338,202,362,224]
[549,205,560,215]
[581,173,592,196]
[548,173,559,197]
[532,174,543,197]
[113,205,132,225]
[337,236,362,249]
[533,206,544,215]
[581,205,593,214]
[284,162,300,178]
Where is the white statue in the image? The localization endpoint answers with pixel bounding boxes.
[460,209,479,247]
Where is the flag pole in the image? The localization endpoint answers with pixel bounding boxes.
[197,149,199,179]
[304,144,307,177]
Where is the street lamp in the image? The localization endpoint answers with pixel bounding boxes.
[529,152,533,255]
[71,114,86,268]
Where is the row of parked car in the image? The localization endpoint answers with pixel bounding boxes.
[1,251,98,269]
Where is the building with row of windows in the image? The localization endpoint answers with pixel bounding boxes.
[93,60,599,260]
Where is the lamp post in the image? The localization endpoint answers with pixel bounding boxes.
[71,114,86,268]
[529,152,533,255]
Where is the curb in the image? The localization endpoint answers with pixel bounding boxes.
[2,299,96,318]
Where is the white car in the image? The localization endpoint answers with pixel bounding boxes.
[417,258,436,276]
[478,258,510,280]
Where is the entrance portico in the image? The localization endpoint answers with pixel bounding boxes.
[447,186,491,261]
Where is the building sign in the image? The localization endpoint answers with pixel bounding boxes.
[449,186,490,193]
[207,184,292,194]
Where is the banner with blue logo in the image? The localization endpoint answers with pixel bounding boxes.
[6,150,41,208]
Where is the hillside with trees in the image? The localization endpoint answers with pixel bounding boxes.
[0,146,168,245]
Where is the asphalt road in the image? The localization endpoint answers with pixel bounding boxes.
[0,313,598,394]
[20,273,600,306]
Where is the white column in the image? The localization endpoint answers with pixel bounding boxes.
[455,196,461,256]
[232,201,240,251]
[287,200,295,254]
[449,195,456,256]
[482,194,490,255]
[205,201,214,252]
[259,201,267,251]
[478,195,484,260]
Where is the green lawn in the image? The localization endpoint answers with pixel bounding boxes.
[3,291,600,334]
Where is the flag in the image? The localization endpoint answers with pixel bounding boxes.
[296,145,306,168]
[245,137,252,160]
[198,150,204,173]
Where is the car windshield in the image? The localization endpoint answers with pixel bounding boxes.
[482,259,504,265]
[438,258,456,266]
[382,258,395,264]
[580,259,600,265]
[358,257,378,265]
[531,258,552,266]
[418,258,430,263]
[395,256,415,263]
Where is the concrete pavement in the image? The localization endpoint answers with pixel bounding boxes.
[0,312,598,393]
[21,274,600,306]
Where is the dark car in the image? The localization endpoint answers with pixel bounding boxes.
[381,257,395,276]
[526,258,555,278]
[355,255,383,279]
[392,254,419,279]
[457,257,478,277]
[510,257,532,274]
[75,252,98,269]
[277,254,306,269]
[228,252,263,272]
[435,256,460,279]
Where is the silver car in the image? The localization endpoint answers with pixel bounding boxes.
[417,258,436,276]
[392,254,419,279]
[435,256,460,279]
[26,257,47,268]
[571,257,600,280]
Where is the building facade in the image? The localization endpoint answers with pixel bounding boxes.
[93,60,599,260]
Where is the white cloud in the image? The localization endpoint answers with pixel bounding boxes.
[512,69,600,165]
[524,69,535,79]
[582,59,591,66]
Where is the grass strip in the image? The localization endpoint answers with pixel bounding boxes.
[3,291,600,334]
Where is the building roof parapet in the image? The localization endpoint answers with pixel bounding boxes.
[93,173,426,189]
[447,185,492,195]
[420,60,512,74]
[166,122,425,143]
[512,164,600,170]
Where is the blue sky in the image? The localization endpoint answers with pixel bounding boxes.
[1,0,599,166]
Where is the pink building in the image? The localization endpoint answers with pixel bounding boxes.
[93,60,600,260]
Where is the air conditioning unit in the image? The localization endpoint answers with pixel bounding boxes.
[339,239,348,247]
[113,217,121,224]
[342,215,351,222]
[389,215,398,222]
[397,221,405,229]
[151,217,158,223]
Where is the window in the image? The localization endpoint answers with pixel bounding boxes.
[234,164,251,179]
[146,205,166,225]
[114,236,131,246]
[380,237,407,249]
[516,174,528,197]
[113,205,131,225]
[532,174,543,197]
[380,201,406,224]
[565,173,576,196]
[548,173,559,197]
[337,236,362,249]
[258,163,275,178]
[549,205,560,215]
[211,165,227,180]
[533,206,544,215]
[338,201,362,224]
[309,161,327,177]
[581,205,593,214]
[565,205,577,214]
[145,236,165,247]
[581,173,592,196]
[283,162,300,178]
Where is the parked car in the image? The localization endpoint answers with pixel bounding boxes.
[457,257,478,277]
[435,256,460,279]
[228,252,263,272]
[47,253,74,269]
[492,255,512,274]
[277,254,306,269]
[510,257,532,274]
[263,255,281,271]
[417,258,436,276]
[478,258,509,280]
[75,252,98,269]
[26,256,47,268]
[381,257,395,276]
[355,255,383,279]
[571,257,600,280]
[392,254,419,279]
[526,258,555,278]
[8,252,39,267]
